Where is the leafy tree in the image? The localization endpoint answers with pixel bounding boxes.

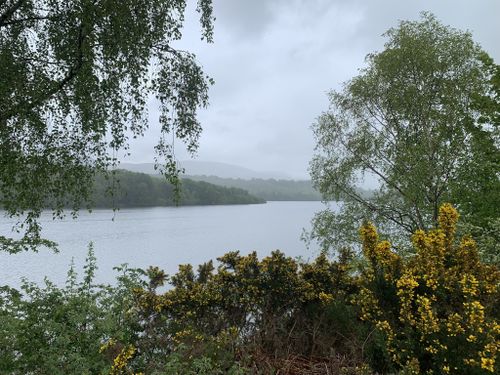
[309,13,499,252]
[451,52,500,228]
[451,53,500,265]
[0,0,214,252]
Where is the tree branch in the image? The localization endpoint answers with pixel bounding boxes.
[0,0,25,27]
[2,21,87,122]
[0,14,51,26]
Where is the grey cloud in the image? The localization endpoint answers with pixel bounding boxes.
[213,0,278,38]
[128,0,500,179]
[352,0,500,59]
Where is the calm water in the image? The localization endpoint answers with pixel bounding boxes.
[0,201,330,287]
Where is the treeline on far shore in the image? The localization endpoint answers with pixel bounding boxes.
[182,174,324,201]
[167,175,375,202]
[91,170,265,208]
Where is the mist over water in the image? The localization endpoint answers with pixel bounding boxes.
[1,201,333,287]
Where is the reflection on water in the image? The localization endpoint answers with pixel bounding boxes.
[1,201,334,287]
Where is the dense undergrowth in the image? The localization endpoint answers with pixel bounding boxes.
[0,205,498,374]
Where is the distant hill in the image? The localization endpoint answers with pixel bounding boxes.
[119,162,319,201]
[182,176,374,202]
[118,162,373,201]
[119,161,292,179]
[184,175,323,201]
[91,170,264,208]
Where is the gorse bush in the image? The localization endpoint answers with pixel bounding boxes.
[0,204,498,374]
[124,249,365,373]
[358,204,500,374]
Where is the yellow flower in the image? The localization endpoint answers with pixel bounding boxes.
[438,203,459,237]
[376,320,394,343]
[464,358,477,366]
[360,222,379,260]
[99,338,116,353]
[318,291,334,304]
[460,274,479,296]
[425,345,438,354]
[425,276,438,290]
[466,334,477,343]
[464,301,485,328]
[111,345,136,374]
[446,313,464,336]
[397,273,419,290]
[416,296,439,334]
[480,357,495,372]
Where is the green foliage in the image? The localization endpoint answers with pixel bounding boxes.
[160,349,247,375]
[0,0,214,252]
[458,218,500,267]
[449,56,500,227]
[473,53,500,130]
[0,244,145,374]
[309,12,499,253]
[91,170,265,208]
[126,249,364,372]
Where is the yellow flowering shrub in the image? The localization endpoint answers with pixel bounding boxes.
[93,204,498,373]
[110,345,136,375]
[359,204,500,374]
[123,249,363,372]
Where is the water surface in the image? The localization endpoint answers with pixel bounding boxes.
[1,201,330,287]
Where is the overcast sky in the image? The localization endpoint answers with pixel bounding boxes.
[125,0,500,179]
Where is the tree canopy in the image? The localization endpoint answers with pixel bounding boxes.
[90,170,264,207]
[0,0,214,252]
[309,13,500,252]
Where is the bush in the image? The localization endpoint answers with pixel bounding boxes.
[358,204,500,374]
[126,249,365,372]
[0,244,145,374]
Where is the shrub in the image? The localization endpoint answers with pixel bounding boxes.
[0,244,145,374]
[126,249,364,372]
[358,204,500,374]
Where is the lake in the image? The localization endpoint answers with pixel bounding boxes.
[0,201,331,287]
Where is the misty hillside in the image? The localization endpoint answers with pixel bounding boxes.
[91,170,264,208]
[120,161,292,179]
[119,162,373,201]
[119,162,322,201]
[184,175,323,201]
